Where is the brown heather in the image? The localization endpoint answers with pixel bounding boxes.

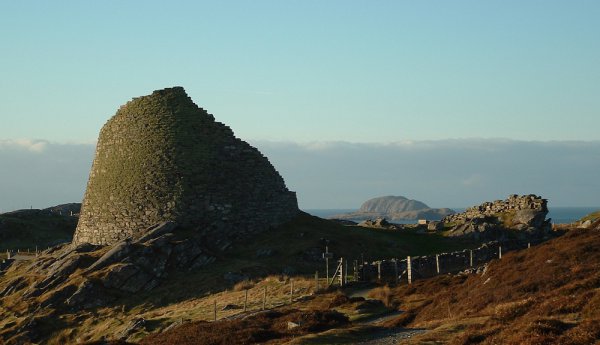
[382,228,600,344]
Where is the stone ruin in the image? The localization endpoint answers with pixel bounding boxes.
[74,87,298,245]
[442,194,551,239]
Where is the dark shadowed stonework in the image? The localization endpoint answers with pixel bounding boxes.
[73,87,298,245]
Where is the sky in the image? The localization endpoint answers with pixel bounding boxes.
[0,1,599,210]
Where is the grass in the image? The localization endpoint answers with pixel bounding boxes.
[0,212,482,344]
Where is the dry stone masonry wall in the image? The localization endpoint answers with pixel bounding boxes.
[74,87,298,245]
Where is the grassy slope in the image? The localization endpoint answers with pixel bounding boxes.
[0,210,76,251]
[228,212,477,272]
[0,212,479,344]
[372,227,600,345]
[123,213,475,343]
[49,217,598,345]
[130,213,476,306]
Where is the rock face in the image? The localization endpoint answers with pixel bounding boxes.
[331,196,454,221]
[442,194,551,239]
[74,87,298,245]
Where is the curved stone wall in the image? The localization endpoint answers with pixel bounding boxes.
[74,87,298,245]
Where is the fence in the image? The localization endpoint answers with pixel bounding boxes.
[2,247,42,260]
[357,239,539,284]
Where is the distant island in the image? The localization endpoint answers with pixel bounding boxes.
[330,195,455,222]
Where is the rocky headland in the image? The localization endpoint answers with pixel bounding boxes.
[330,195,455,222]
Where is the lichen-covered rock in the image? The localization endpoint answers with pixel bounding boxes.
[358,218,400,230]
[74,86,298,245]
[87,241,133,272]
[427,221,444,232]
[137,221,177,243]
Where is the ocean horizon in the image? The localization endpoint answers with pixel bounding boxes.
[303,206,599,225]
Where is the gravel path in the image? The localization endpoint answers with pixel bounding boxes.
[357,327,427,345]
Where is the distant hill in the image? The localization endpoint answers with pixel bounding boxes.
[0,204,79,251]
[331,196,455,221]
[358,195,428,213]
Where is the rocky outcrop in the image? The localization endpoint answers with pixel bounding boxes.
[442,194,551,239]
[74,87,298,246]
[357,218,401,230]
[331,196,455,221]
[0,221,223,323]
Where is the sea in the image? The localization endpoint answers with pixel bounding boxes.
[303,207,599,225]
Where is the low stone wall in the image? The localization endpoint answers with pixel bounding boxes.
[357,239,537,283]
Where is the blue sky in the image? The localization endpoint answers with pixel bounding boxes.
[0,2,599,210]
[1,1,599,142]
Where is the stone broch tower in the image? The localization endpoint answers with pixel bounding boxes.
[74,87,298,245]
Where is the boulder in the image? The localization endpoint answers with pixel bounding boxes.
[513,209,546,228]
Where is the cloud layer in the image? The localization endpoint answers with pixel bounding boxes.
[0,141,94,212]
[253,139,600,209]
[0,139,598,212]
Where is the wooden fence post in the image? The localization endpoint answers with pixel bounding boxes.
[213,300,217,321]
[436,254,440,274]
[407,256,412,284]
[499,246,502,259]
[344,259,348,285]
[339,258,344,287]
[469,250,473,267]
[377,261,381,281]
[394,259,399,283]
[262,286,267,310]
